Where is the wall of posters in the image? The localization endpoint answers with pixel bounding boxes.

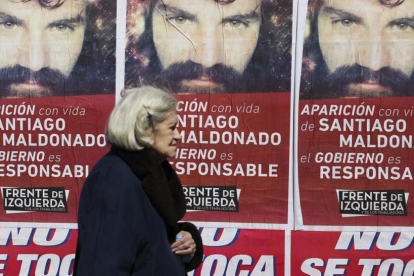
[2,0,414,275]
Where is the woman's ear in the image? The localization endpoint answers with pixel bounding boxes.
[146,125,156,140]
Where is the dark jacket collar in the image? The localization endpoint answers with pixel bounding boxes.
[110,146,186,242]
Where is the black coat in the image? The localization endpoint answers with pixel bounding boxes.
[74,147,203,276]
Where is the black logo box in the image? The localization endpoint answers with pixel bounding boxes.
[184,186,239,212]
[2,187,68,213]
[338,190,407,216]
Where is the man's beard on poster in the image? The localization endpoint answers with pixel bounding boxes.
[148,61,246,93]
[313,63,414,98]
[0,66,68,98]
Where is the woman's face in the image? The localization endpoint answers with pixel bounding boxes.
[149,110,181,159]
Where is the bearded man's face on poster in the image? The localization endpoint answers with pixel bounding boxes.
[125,0,292,94]
[0,0,87,98]
[302,0,414,98]
[151,0,262,93]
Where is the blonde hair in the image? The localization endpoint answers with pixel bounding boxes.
[106,86,177,150]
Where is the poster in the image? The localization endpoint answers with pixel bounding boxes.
[292,230,414,276]
[125,0,293,226]
[0,227,77,276]
[0,0,116,224]
[174,93,290,224]
[191,228,285,276]
[295,0,414,227]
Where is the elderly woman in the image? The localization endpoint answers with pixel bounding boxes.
[74,86,203,275]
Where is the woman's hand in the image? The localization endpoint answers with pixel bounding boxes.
[171,231,196,256]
